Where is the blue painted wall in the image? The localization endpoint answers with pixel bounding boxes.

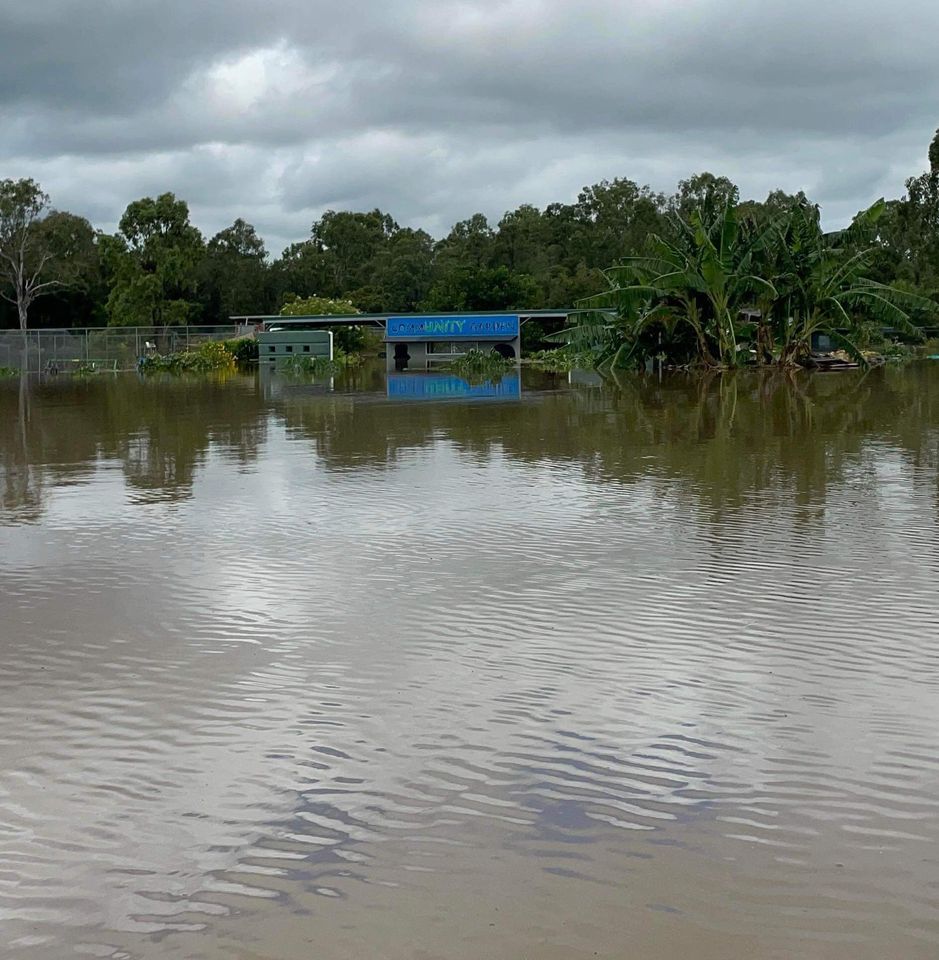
[386,315,520,340]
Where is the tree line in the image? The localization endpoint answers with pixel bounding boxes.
[2,130,938,349]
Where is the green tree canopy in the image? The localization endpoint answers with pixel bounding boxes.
[671,172,740,221]
[107,193,204,326]
[423,264,538,311]
[200,218,272,320]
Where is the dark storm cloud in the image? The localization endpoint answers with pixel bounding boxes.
[1,0,937,251]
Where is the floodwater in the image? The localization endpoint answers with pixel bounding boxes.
[1,364,939,960]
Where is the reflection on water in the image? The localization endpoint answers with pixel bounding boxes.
[2,365,939,959]
[386,371,522,400]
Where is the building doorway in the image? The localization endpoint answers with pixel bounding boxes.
[394,343,411,370]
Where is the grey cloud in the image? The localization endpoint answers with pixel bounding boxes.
[1,0,937,251]
[0,0,280,112]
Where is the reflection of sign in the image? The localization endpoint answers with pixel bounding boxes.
[387,372,521,400]
[387,315,519,340]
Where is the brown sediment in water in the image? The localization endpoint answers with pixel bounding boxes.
[1,365,938,959]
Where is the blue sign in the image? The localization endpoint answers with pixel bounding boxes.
[386,314,519,340]
[387,372,521,401]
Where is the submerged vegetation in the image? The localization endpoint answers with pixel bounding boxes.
[222,336,259,365]
[137,336,261,374]
[445,349,514,377]
[137,339,236,374]
[281,351,363,377]
[526,348,595,373]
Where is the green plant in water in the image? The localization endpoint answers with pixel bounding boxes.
[526,348,596,373]
[281,355,334,376]
[446,349,513,377]
[138,339,236,374]
[280,351,363,377]
[222,337,259,365]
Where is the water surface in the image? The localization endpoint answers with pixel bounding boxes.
[2,366,938,959]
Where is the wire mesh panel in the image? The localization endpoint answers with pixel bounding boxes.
[0,325,249,372]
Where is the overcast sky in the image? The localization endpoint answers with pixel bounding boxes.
[2,0,937,254]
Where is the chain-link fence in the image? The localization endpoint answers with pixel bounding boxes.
[0,324,255,373]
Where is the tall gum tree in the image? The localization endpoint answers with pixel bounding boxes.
[106,193,204,326]
[0,179,57,330]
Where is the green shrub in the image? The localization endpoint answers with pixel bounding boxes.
[279,299,372,355]
[223,337,259,364]
[0,366,17,379]
[138,339,236,374]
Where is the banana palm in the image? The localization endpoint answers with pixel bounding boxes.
[557,197,931,370]
[768,200,927,364]
[572,199,776,367]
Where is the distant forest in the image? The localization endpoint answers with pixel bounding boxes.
[2,130,938,342]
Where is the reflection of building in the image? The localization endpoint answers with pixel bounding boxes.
[258,360,335,399]
[386,371,522,400]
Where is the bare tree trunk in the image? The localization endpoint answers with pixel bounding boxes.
[18,329,29,376]
[18,296,28,331]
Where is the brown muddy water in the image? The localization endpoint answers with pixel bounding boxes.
[1,364,938,960]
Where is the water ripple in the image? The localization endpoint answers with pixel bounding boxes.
[2,370,939,957]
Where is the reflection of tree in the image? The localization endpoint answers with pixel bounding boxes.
[4,366,939,524]
[274,366,939,522]
[0,374,44,521]
[0,374,267,519]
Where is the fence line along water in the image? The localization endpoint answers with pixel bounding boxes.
[0,324,255,373]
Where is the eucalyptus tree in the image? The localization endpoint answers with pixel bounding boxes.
[573,178,666,267]
[309,209,398,295]
[874,129,939,291]
[356,227,435,312]
[105,193,205,326]
[200,219,272,321]
[669,173,739,221]
[0,179,69,329]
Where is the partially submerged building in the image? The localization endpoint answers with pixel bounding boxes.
[384,313,521,370]
[234,310,577,371]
